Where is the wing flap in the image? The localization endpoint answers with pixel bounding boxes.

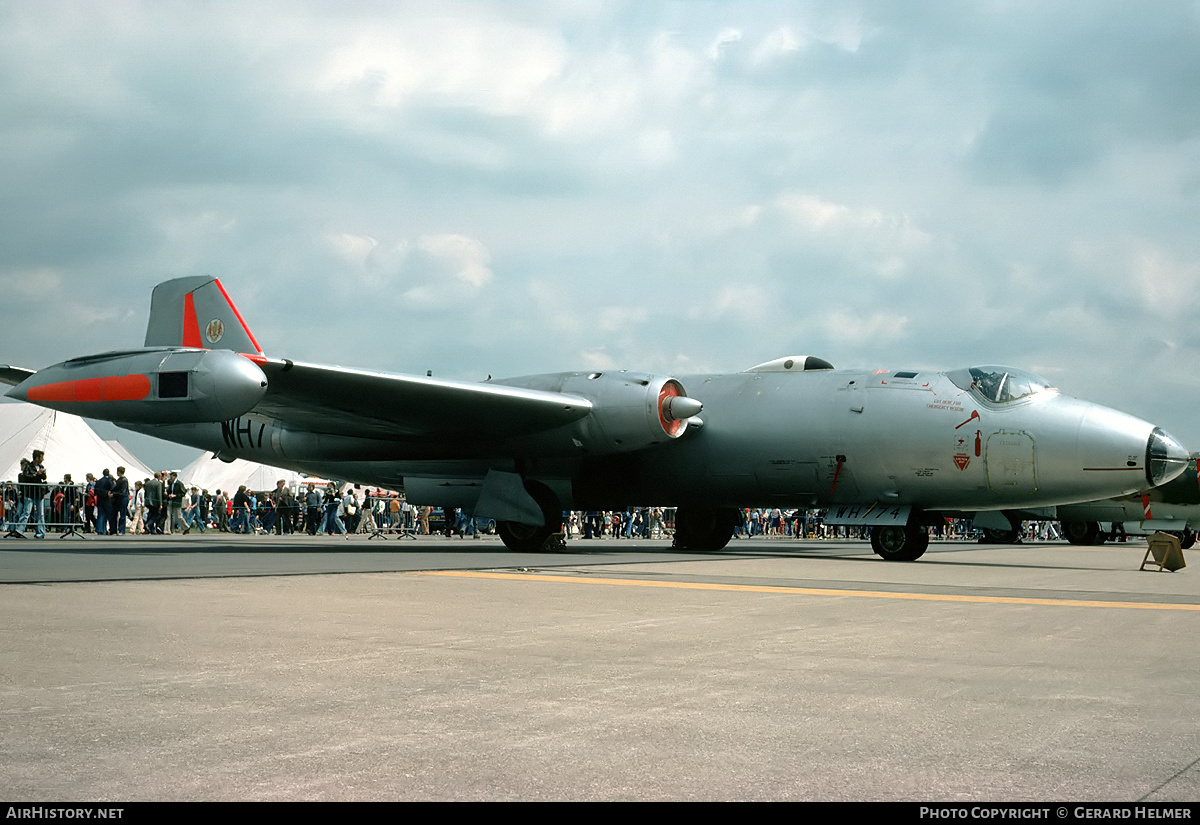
[254,360,592,441]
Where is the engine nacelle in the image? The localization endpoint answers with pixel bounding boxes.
[8,347,267,424]
[554,371,702,454]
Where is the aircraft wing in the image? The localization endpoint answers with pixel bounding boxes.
[252,359,592,441]
[0,366,36,387]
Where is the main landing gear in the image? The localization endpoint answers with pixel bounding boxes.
[870,524,929,561]
[672,506,739,552]
[1061,520,1105,546]
[1062,520,1197,550]
[979,526,1020,544]
[495,482,565,552]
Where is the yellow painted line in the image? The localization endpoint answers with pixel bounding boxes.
[410,570,1200,611]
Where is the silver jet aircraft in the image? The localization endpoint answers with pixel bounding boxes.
[1,277,1189,560]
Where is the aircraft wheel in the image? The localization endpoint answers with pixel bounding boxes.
[870,525,929,561]
[1061,520,1103,545]
[1181,530,1196,550]
[496,482,563,552]
[496,521,555,552]
[980,527,1020,544]
[673,506,737,552]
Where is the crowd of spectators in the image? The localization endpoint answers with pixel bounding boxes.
[2,450,1067,543]
[1,450,423,538]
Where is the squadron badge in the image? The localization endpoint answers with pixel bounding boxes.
[205,318,224,344]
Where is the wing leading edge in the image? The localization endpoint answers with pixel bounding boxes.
[252,359,593,442]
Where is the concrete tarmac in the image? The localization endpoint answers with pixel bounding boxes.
[2,532,1199,801]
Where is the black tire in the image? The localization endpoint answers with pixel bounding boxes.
[496,482,563,552]
[1061,520,1104,545]
[673,506,738,552]
[980,527,1020,544]
[870,525,930,561]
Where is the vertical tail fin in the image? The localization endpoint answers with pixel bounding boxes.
[144,277,264,357]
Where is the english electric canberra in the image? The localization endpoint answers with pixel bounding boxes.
[2,277,1187,560]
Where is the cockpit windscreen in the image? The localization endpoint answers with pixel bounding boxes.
[946,366,1054,404]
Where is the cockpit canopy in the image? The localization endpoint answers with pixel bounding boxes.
[946,365,1055,404]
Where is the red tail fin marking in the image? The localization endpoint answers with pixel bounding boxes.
[182,293,202,348]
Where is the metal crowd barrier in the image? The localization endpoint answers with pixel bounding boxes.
[2,481,91,539]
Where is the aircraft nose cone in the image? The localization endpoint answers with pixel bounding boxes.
[1147,427,1189,487]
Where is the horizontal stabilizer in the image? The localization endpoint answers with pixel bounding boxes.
[0,365,36,387]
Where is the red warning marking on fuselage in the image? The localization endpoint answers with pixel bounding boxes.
[1142,494,1153,520]
[955,409,981,429]
[953,455,970,470]
[830,455,845,493]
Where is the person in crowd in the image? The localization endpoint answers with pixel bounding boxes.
[130,480,146,534]
[17,450,48,539]
[143,472,165,535]
[3,480,20,535]
[82,473,98,533]
[323,484,345,535]
[304,484,322,535]
[184,486,206,533]
[112,467,130,535]
[247,489,261,533]
[213,489,230,532]
[255,489,275,534]
[95,468,115,535]
[387,496,402,533]
[230,485,251,533]
[49,474,75,533]
[272,480,295,535]
[165,471,189,534]
[199,489,211,531]
[340,488,360,533]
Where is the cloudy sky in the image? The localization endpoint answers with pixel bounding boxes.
[2,1,1199,467]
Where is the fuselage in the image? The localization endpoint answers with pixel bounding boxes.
[122,364,1183,517]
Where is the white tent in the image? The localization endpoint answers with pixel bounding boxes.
[106,440,155,477]
[0,403,154,483]
[179,451,321,494]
